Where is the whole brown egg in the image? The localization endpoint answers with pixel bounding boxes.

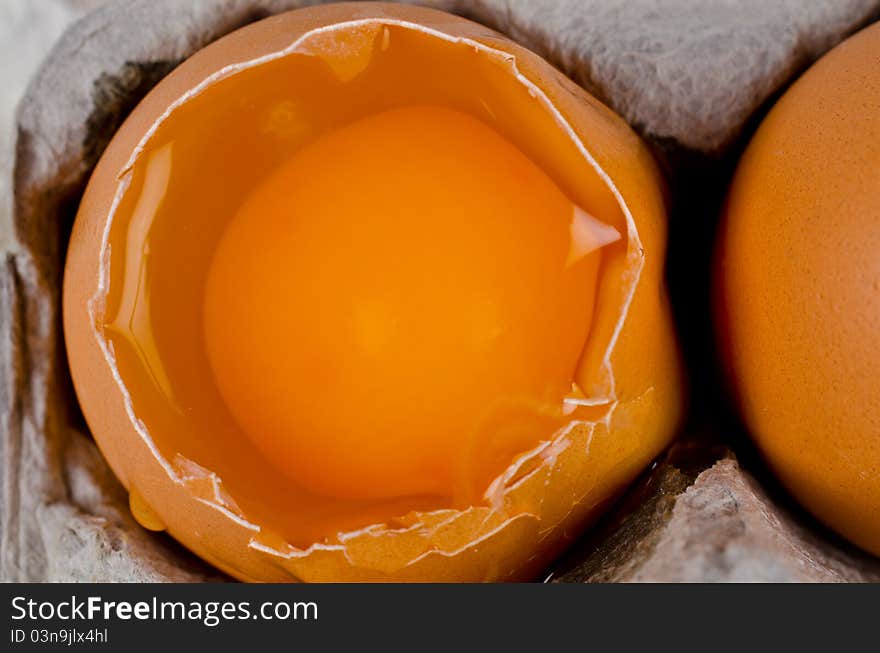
[717,22,880,555]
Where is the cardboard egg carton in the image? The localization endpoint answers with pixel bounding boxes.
[2,0,879,582]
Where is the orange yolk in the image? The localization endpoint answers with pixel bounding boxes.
[203,105,610,501]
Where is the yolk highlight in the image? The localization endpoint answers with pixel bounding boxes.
[203,105,609,501]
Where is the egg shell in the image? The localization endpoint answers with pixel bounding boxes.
[64,2,683,581]
[717,22,880,555]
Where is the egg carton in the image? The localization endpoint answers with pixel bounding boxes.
[2,0,880,582]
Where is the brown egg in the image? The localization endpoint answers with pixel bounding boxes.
[64,2,683,581]
[717,22,880,555]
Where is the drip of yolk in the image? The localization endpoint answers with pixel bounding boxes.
[203,105,615,501]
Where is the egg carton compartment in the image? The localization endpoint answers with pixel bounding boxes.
[3,0,880,582]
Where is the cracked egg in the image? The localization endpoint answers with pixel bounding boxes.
[63,2,683,581]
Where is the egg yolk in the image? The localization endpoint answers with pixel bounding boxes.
[203,105,610,501]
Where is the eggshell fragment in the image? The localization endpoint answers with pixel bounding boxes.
[63,2,683,581]
[717,22,880,556]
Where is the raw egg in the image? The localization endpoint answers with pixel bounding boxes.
[717,22,880,555]
[64,2,683,581]
[204,105,617,502]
